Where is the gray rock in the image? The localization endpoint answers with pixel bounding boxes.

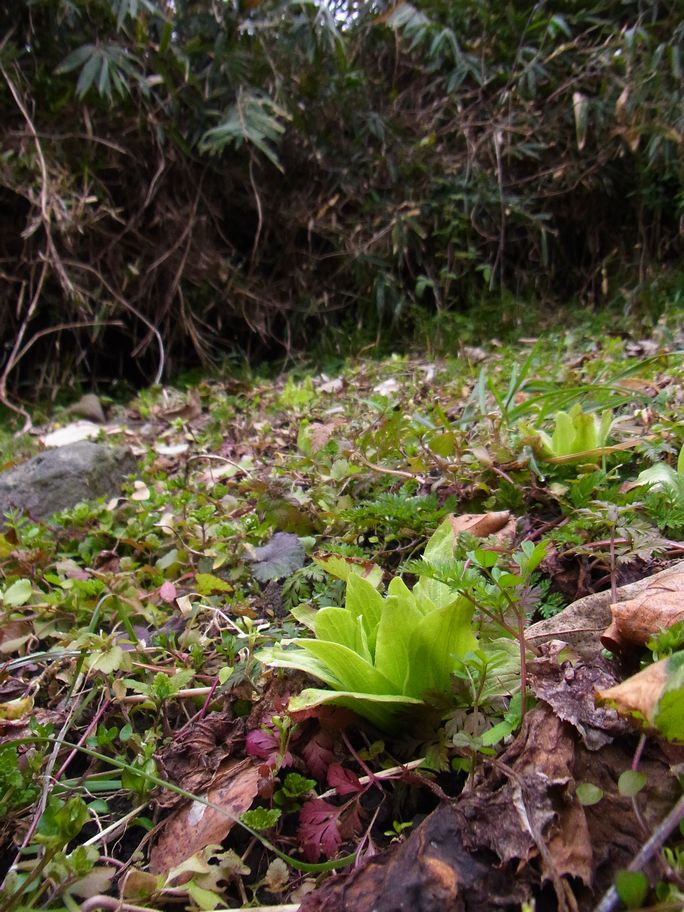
[0,442,136,523]
[67,393,106,423]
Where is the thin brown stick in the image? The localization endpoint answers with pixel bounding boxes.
[356,454,426,483]
[63,260,166,384]
[593,792,684,912]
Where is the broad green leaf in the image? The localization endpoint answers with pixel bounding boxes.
[241,807,281,831]
[288,688,423,732]
[576,782,603,806]
[156,549,179,571]
[550,410,575,456]
[636,462,679,490]
[541,405,615,460]
[2,578,33,607]
[414,571,457,611]
[374,595,422,690]
[295,640,398,696]
[469,640,522,702]
[257,645,342,690]
[87,646,131,674]
[423,517,456,563]
[195,573,233,595]
[386,577,423,614]
[412,588,441,615]
[418,519,472,608]
[187,880,224,911]
[653,650,684,741]
[290,603,317,631]
[617,770,647,798]
[314,608,370,662]
[345,574,384,646]
[480,718,514,746]
[313,553,383,588]
[404,600,477,698]
[573,411,598,453]
[615,870,648,909]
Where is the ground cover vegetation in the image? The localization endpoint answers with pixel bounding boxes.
[0,313,684,909]
[0,0,683,415]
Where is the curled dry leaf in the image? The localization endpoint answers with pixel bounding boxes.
[148,758,261,874]
[601,566,684,651]
[596,661,668,727]
[448,510,515,542]
[160,388,202,422]
[596,651,684,743]
[527,561,684,661]
[0,619,33,654]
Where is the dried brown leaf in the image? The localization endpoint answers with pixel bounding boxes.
[0,620,33,654]
[596,660,668,726]
[527,560,684,661]
[601,567,684,650]
[528,644,631,750]
[148,758,260,874]
[156,712,244,806]
[307,422,339,453]
[448,510,514,541]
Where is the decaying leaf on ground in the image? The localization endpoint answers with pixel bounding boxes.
[528,642,631,750]
[597,652,684,743]
[149,758,262,874]
[526,561,684,660]
[601,565,684,651]
[156,711,244,806]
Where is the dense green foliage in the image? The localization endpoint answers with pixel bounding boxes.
[1,0,682,398]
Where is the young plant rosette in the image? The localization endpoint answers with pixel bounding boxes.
[258,520,478,732]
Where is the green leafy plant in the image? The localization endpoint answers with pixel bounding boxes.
[260,519,483,731]
[636,444,684,490]
[0,743,39,819]
[534,404,616,461]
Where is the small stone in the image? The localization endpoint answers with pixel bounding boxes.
[67,393,106,423]
[0,442,136,524]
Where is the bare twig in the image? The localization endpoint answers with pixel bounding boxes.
[593,792,684,912]
[355,454,426,483]
[63,259,166,384]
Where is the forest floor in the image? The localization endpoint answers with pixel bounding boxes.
[1,309,684,912]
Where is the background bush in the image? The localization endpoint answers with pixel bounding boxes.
[0,0,682,399]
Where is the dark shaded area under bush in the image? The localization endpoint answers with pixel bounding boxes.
[0,0,682,405]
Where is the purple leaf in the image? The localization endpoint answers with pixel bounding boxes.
[298,799,343,862]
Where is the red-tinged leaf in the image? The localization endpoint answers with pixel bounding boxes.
[298,799,343,862]
[327,763,363,795]
[301,729,336,780]
[339,799,365,841]
[246,727,280,760]
[159,581,177,603]
[245,727,293,769]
